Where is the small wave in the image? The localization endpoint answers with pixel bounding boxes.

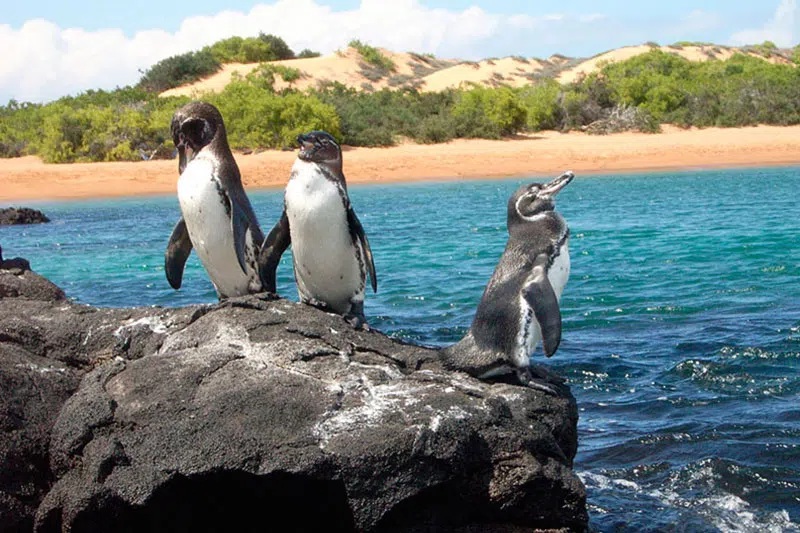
[580,463,800,533]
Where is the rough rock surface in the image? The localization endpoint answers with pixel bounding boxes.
[0,250,65,302]
[0,266,587,533]
[0,209,50,226]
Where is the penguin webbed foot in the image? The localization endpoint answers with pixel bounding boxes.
[516,366,566,397]
[344,300,369,330]
[305,297,331,311]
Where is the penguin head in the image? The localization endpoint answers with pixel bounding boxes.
[297,131,342,172]
[510,171,574,221]
[171,102,224,174]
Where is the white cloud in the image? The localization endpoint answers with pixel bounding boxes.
[729,0,798,46]
[0,0,608,103]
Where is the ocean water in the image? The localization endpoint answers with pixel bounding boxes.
[2,166,799,532]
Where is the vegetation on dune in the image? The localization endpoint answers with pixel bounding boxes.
[206,33,295,64]
[297,49,321,59]
[138,34,296,93]
[348,39,396,73]
[2,46,800,163]
[138,50,221,93]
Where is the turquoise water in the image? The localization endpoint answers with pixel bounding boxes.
[3,167,799,532]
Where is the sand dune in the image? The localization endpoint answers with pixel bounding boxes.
[2,125,799,202]
[159,43,796,99]
[556,44,794,84]
[160,48,460,97]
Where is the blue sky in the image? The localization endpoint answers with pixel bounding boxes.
[1,0,797,102]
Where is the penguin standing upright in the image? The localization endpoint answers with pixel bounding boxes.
[164,101,268,299]
[260,131,377,327]
[441,171,574,394]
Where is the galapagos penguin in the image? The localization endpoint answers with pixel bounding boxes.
[260,131,377,327]
[165,101,268,298]
[441,171,574,394]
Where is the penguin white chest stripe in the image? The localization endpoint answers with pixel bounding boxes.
[177,155,255,296]
[514,241,570,366]
[285,160,364,312]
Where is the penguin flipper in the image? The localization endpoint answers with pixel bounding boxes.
[522,255,562,358]
[347,207,377,293]
[259,209,291,293]
[165,217,193,290]
[228,195,250,276]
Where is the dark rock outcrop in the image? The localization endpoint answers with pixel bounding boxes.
[0,264,587,533]
[0,208,50,226]
[0,249,65,302]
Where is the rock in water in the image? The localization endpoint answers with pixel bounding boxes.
[0,208,50,225]
[0,262,587,532]
[0,252,64,300]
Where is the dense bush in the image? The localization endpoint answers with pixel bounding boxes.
[451,86,526,138]
[0,101,43,157]
[600,50,800,127]
[206,33,295,63]
[313,84,458,146]
[518,80,561,131]
[209,79,339,149]
[297,49,321,59]
[138,50,220,93]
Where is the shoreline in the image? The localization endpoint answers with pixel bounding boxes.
[1,125,799,202]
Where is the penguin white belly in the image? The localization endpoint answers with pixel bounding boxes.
[285,162,363,314]
[514,241,570,367]
[177,157,253,297]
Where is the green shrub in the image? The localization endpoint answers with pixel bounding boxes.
[519,80,560,131]
[0,100,43,157]
[752,40,778,57]
[209,79,339,150]
[246,64,303,89]
[138,50,220,93]
[297,49,321,59]
[21,88,188,163]
[415,114,454,143]
[206,34,295,64]
[348,39,396,72]
[452,86,526,138]
[257,33,295,60]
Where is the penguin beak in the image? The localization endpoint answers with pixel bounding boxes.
[176,132,196,174]
[177,144,187,174]
[539,171,574,197]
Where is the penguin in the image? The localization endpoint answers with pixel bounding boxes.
[164,101,268,299]
[259,131,377,327]
[441,171,574,394]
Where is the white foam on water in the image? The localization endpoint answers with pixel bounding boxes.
[579,471,800,532]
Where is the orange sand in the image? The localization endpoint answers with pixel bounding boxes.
[1,125,799,202]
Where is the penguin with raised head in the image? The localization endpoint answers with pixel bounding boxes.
[260,131,377,327]
[164,101,268,299]
[441,171,574,394]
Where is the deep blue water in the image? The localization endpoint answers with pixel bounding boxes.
[3,167,799,532]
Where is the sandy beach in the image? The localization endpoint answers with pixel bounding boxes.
[1,124,799,202]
